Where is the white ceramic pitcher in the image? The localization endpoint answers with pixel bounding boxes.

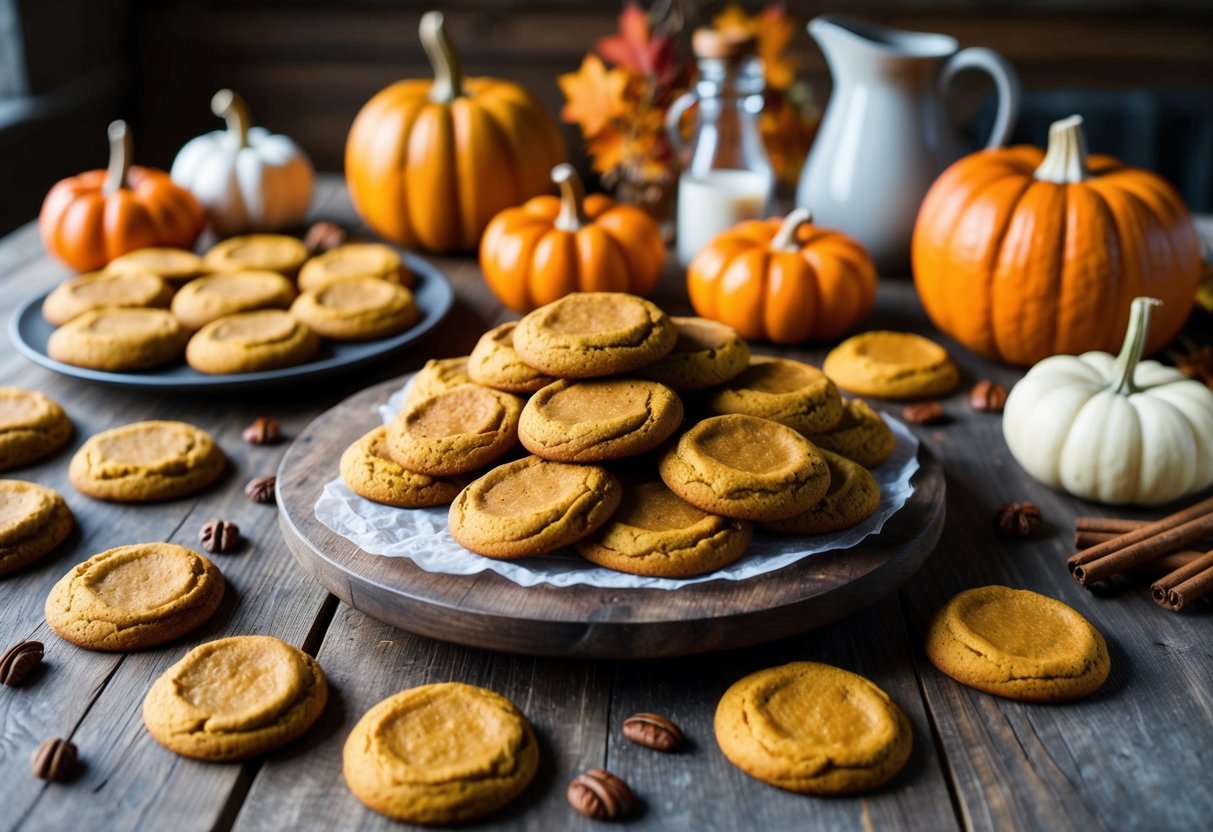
[796,14,1020,271]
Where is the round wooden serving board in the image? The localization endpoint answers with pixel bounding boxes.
[278,374,946,659]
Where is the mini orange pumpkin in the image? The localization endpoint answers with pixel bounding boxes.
[480,164,666,312]
[687,208,877,343]
[39,121,205,272]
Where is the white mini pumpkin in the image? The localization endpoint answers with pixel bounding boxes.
[1004,297,1213,506]
[172,89,314,237]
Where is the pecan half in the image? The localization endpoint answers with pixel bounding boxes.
[242,417,281,445]
[0,640,44,686]
[31,738,77,782]
[199,519,241,554]
[901,401,945,425]
[969,380,1008,413]
[567,768,635,820]
[622,712,683,752]
[245,475,277,504]
[303,220,348,256]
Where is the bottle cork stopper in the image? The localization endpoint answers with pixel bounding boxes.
[691,28,757,60]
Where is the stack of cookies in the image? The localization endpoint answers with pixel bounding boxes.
[341,291,898,579]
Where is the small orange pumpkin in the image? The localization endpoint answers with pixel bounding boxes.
[39,121,204,272]
[480,164,666,313]
[687,208,877,343]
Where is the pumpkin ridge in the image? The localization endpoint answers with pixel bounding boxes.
[977,174,1035,362]
[1083,180,1142,354]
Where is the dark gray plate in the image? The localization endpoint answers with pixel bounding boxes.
[9,253,454,391]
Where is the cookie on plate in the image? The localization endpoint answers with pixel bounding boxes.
[340,426,464,508]
[467,322,556,394]
[186,310,319,375]
[762,450,880,535]
[518,379,683,462]
[69,420,225,502]
[203,234,309,276]
[823,331,959,400]
[0,388,73,470]
[449,455,621,558]
[0,480,73,576]
[706,356,843,435]
[659,414,830,522]
[106,247,205,283]
[637,317,750,392]
[808,398,896,468]
[144,635,328,760]
[405,356,472,407]
[925,586,1110,702]
[45,543,224,650]
[344,682,538,824]
[298,243,413,292]
[290,278,418,341]
[170,270,297,330]
[387,384,522,476]
[513,292,676,378]
[42,270,173,326]
[48,308,187,372]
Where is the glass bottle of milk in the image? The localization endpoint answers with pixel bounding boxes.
[666,29,775,266]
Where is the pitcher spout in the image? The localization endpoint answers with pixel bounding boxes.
[809,13,958,62]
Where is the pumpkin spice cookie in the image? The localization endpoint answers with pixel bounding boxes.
[144,635,328,761]
[203,234,309,276]
[0,480,74,576]
[388,384,522,477]
[0,388,73,470]
[808,398,896,469]
[823,331,960,400]
[659,415,830,522]
[290,277,418,341]
[42,270,174,326]
[763,450,880,535]
[297,243,413,292]
[576,481,752,578]
[706,356,843,435]
[519,379,683,462]
[343,683,539,824]
[69,420,225,502]
[48,308,187,372]
[449,455,621,558]
[715,661,912,795]
[926,586,1111,702]
[513,292,676,378]
[405,356,472,407]
[186,309,319,374]
[340,426,463,508]
[637,316,751,392]
[170,270,297,330]
[467,322,557,394]
[107,247,205,283]
[45,543,224,650]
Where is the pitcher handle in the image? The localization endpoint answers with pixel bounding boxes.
[941,47,1022,149]
[665,90,699,162]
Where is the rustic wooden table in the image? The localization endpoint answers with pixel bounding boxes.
[2,179,1210,832]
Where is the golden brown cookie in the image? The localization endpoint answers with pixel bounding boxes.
[808,398,896,468]
[343,683,538,824]
[925,586,1111,702]
[518,379,683,462]
[170,270,297,330]
[659,415,830,521]
[340,426,464,508]
[144,635,328,760]
[47,308,187,372]
[186,310,319,374]
[0,480,73,576]
[513,292,676,378]
[387,384,522,477]
[203,234,309,276]
[45,543,224,650]
[0,388,72,470]
[405,357,472,407]
[297,243,413,292]
[290,278,418,341]
[637,317,751,392]
[467,322,557,394]
[715,662,912,795]
[762,450,880,535]
[823,331,960,400]
[106,247,205,283]
[449,455,621,559]
[69,420,225,502]
[706,356,843,435]
[42,270,173,326]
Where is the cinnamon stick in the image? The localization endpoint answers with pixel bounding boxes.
[1074,529,1212,556]
[1067,495,1213,572]
[1075,517,1147,535]
[1151,550,1213,611]
[1136,550,1206,577]
[1070,512,1213,586]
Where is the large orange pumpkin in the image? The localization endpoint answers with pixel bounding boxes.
[480,164,665,313]
[345,12,565,254]
[687,208,877,343]
[913,115,1201,366]
[40,121,204,272]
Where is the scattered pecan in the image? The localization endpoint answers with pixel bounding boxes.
[567,768,635,820]
[199,519,241,554]
[995,502,1042,537]
[622,713,683,752]
[31,738,77,782]
[244,475,277,504]
[969,380,1008,413]
[0,640,44,686]
[901,401,945,425]
[303,220,348,255]
[242,417,281,445]
[1174,344,1213,387]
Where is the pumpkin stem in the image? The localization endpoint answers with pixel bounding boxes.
[102,120,133,196]
[211,89,251,149]
[771,208,813,251]
[420,11,464,103]
[1110,297,1162,395]
[1034,114,1091,184]
[552,164,589,232]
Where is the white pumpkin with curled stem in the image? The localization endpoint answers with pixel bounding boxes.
[171,89,314,236]
[1003,297,1213,506]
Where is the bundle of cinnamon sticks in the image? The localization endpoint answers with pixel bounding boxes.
[1067,495,1213,611]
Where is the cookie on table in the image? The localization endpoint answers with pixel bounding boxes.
[186,310,319,375]
[298,243,414,292]
[823,331,959,400]
[637,316,750,392]
[808,398,896,468]
[518,379,683,462]
[467,322,556,394]
[42,270,173,326]
[144,635,327,760]
[715,661,912,795]
[513,292,676,378]
[0,480,73,576]
[405,356,472,407]
[69,420,225,502]
[106,247,205,283]
[170,270,297,330]
[45,543,224,650]
[449,455,621,559]
[763,450,880,535]
[659,414,830,522]
[926,586,1110,702]
[340,426,463,508]
[203,234,309,277]
[387,384,522,477]
[0,388,73,470]
[706,356,843,435]
[48,308,187,372]
[344,682,538,824]
[290,277,418,341]
[576,481,752,578]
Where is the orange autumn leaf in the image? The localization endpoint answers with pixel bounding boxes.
[713,3,800,91]
[559,54,629,137]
